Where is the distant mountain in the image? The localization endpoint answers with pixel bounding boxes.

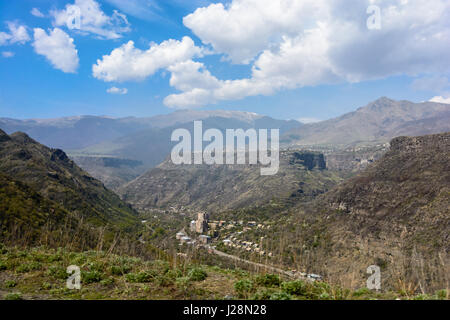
[0,110,298,151]
[282,97,450,147]
[79,116,301,167]
[0,129,139,232]
[266,132,450,291]
[0,111,301,189]
[0,116,152,150]
[118,151,344,212]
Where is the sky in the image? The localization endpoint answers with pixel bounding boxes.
[0,0,449,121]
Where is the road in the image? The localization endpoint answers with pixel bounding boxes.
[204,245,308,280]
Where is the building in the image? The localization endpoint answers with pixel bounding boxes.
[180,236,191,244]
[198,235,211,244]
[176,232,186,240]
[190,220,196,232]
[195,212,209,233]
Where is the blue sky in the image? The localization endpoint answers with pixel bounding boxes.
[1,0,449,121]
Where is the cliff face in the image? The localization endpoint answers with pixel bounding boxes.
[269,132,449,292]
[390,133,449,153]
[0,131,140,231]
[289,152,326,170]
[119,151,344,212]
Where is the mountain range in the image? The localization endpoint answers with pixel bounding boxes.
[0,129,140,241]
[118,151,344,212]
[1,98,449,192]
[263,132,449,291]
[282,97,450,147]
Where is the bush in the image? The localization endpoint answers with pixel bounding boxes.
[126,272,152,283]
[100,277,115,286]
[435,289,447,300]
[41,282,52,290]
[255,274,281,288]
[5,292,22,300]
[110,265,131,276]
[175,277,190,291]
[0,260,7,271]
[281,280,307,296]
[47,265,67,280]
[82,270,104,284]
[17,262,41,273]
[188,268,207,282]
[5,280,17,288]
[252,288,276,300]
[234,279,254,298]
[353,287,372,297]
[270,291,292,300]
[155,274,174,287]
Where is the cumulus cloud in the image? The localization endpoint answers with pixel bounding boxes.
[91,0,450,109]
[51,0,130,39]
[31,8,45,18]
[107,86,128,94]
[429,96,450,104]
[0,22,30,46]
[32,28,79,73]
[1,51,15,58]
[92,36,204,82]
[163,0,450,108]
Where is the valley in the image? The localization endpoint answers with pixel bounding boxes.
[0,97,449,300]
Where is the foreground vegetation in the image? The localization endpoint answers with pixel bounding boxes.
[0,245,447,300]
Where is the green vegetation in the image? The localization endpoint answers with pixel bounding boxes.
[0,247,448,300]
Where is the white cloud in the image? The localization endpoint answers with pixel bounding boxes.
[51,0,130,39]
[91,0,450,109]
[92,36,204,82]
[429,96,450,104]
[1,51,15,58]
[31,8,45,18]
[102,0,161,21]
[164,0,450,108]
[183,0,328,64]
[107,86,128,94]
[0,22,30,46]
[32,28,79,73]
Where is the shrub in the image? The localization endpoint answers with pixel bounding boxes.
[82,270,104,284]
[281,280,307,296]
[234,279,254,298]
[5,292,22,300]
[41,282,52,290]
[270,291,292,300]
[126,272,152,283]
[5,280,17,288]
[0,243,7,254]
[110,265,131,275]
[353,287,372,297]
[47,265,67,280]
[175,277,190,291]
[155,274,174,287]
[100,277,115,286]
[0,260,7,271]
[435,289,447,300]
[17,262,41,273]
[255,274,281,288]
[87,262,105,273]
[252,288,276,300]
[188,267,207,282]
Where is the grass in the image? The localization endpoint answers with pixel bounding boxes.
[0,245,447,300]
